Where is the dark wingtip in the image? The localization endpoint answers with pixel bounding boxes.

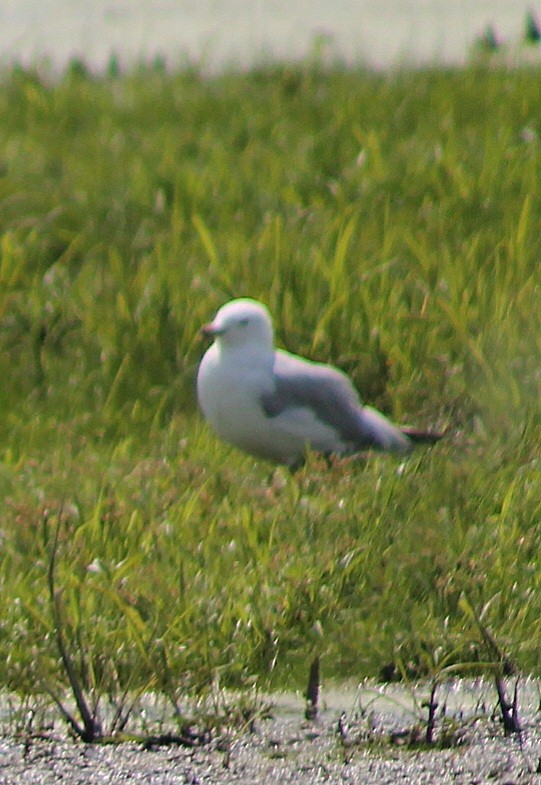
[401,427,448,445]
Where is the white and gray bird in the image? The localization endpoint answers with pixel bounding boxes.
[197,298,442,467]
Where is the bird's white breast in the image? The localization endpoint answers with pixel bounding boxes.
[197,345,277,457]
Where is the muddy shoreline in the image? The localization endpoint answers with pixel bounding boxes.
[1,681,540,784]
[0,716,539,784]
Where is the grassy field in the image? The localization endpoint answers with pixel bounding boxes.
[0,60,540,722]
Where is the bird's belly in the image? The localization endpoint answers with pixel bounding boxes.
[205,390,298,461]
[210,396,344,462]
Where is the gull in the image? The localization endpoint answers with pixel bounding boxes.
[197,298,442,467]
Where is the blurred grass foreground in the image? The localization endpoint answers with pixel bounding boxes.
[0,60,540,710]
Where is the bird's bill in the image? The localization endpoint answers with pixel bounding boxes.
[200,322,224,337]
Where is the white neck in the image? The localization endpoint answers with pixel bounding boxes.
[217,340,274,368]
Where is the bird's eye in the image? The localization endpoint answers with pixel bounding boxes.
[239,318,249,327]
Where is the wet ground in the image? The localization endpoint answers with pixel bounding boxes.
[0,714,539,784]
[1,680,540,784]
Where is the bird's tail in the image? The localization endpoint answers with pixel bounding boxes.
[359,407,413,452]
[400,426,446,445]
[357,408,445,452]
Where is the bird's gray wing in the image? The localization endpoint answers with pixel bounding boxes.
[260,351,411,452]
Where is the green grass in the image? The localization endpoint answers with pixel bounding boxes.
[0,60,540,716]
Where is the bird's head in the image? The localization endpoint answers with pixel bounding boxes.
[200,298,274,350]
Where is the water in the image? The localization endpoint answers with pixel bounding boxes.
[0,0,540,73]
[2,679,538,732]
[272,678,540,726]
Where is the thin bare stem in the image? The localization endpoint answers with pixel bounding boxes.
[47,506,101,742]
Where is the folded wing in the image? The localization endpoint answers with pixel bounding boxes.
[260,351,413,453]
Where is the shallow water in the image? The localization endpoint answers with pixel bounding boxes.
[4,678,535,735]
[273,677,541,727]
[0,0,540,73]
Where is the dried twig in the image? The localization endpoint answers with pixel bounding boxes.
[47,506,102,742]
[305,656,320,721]
[423,681,439,745]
